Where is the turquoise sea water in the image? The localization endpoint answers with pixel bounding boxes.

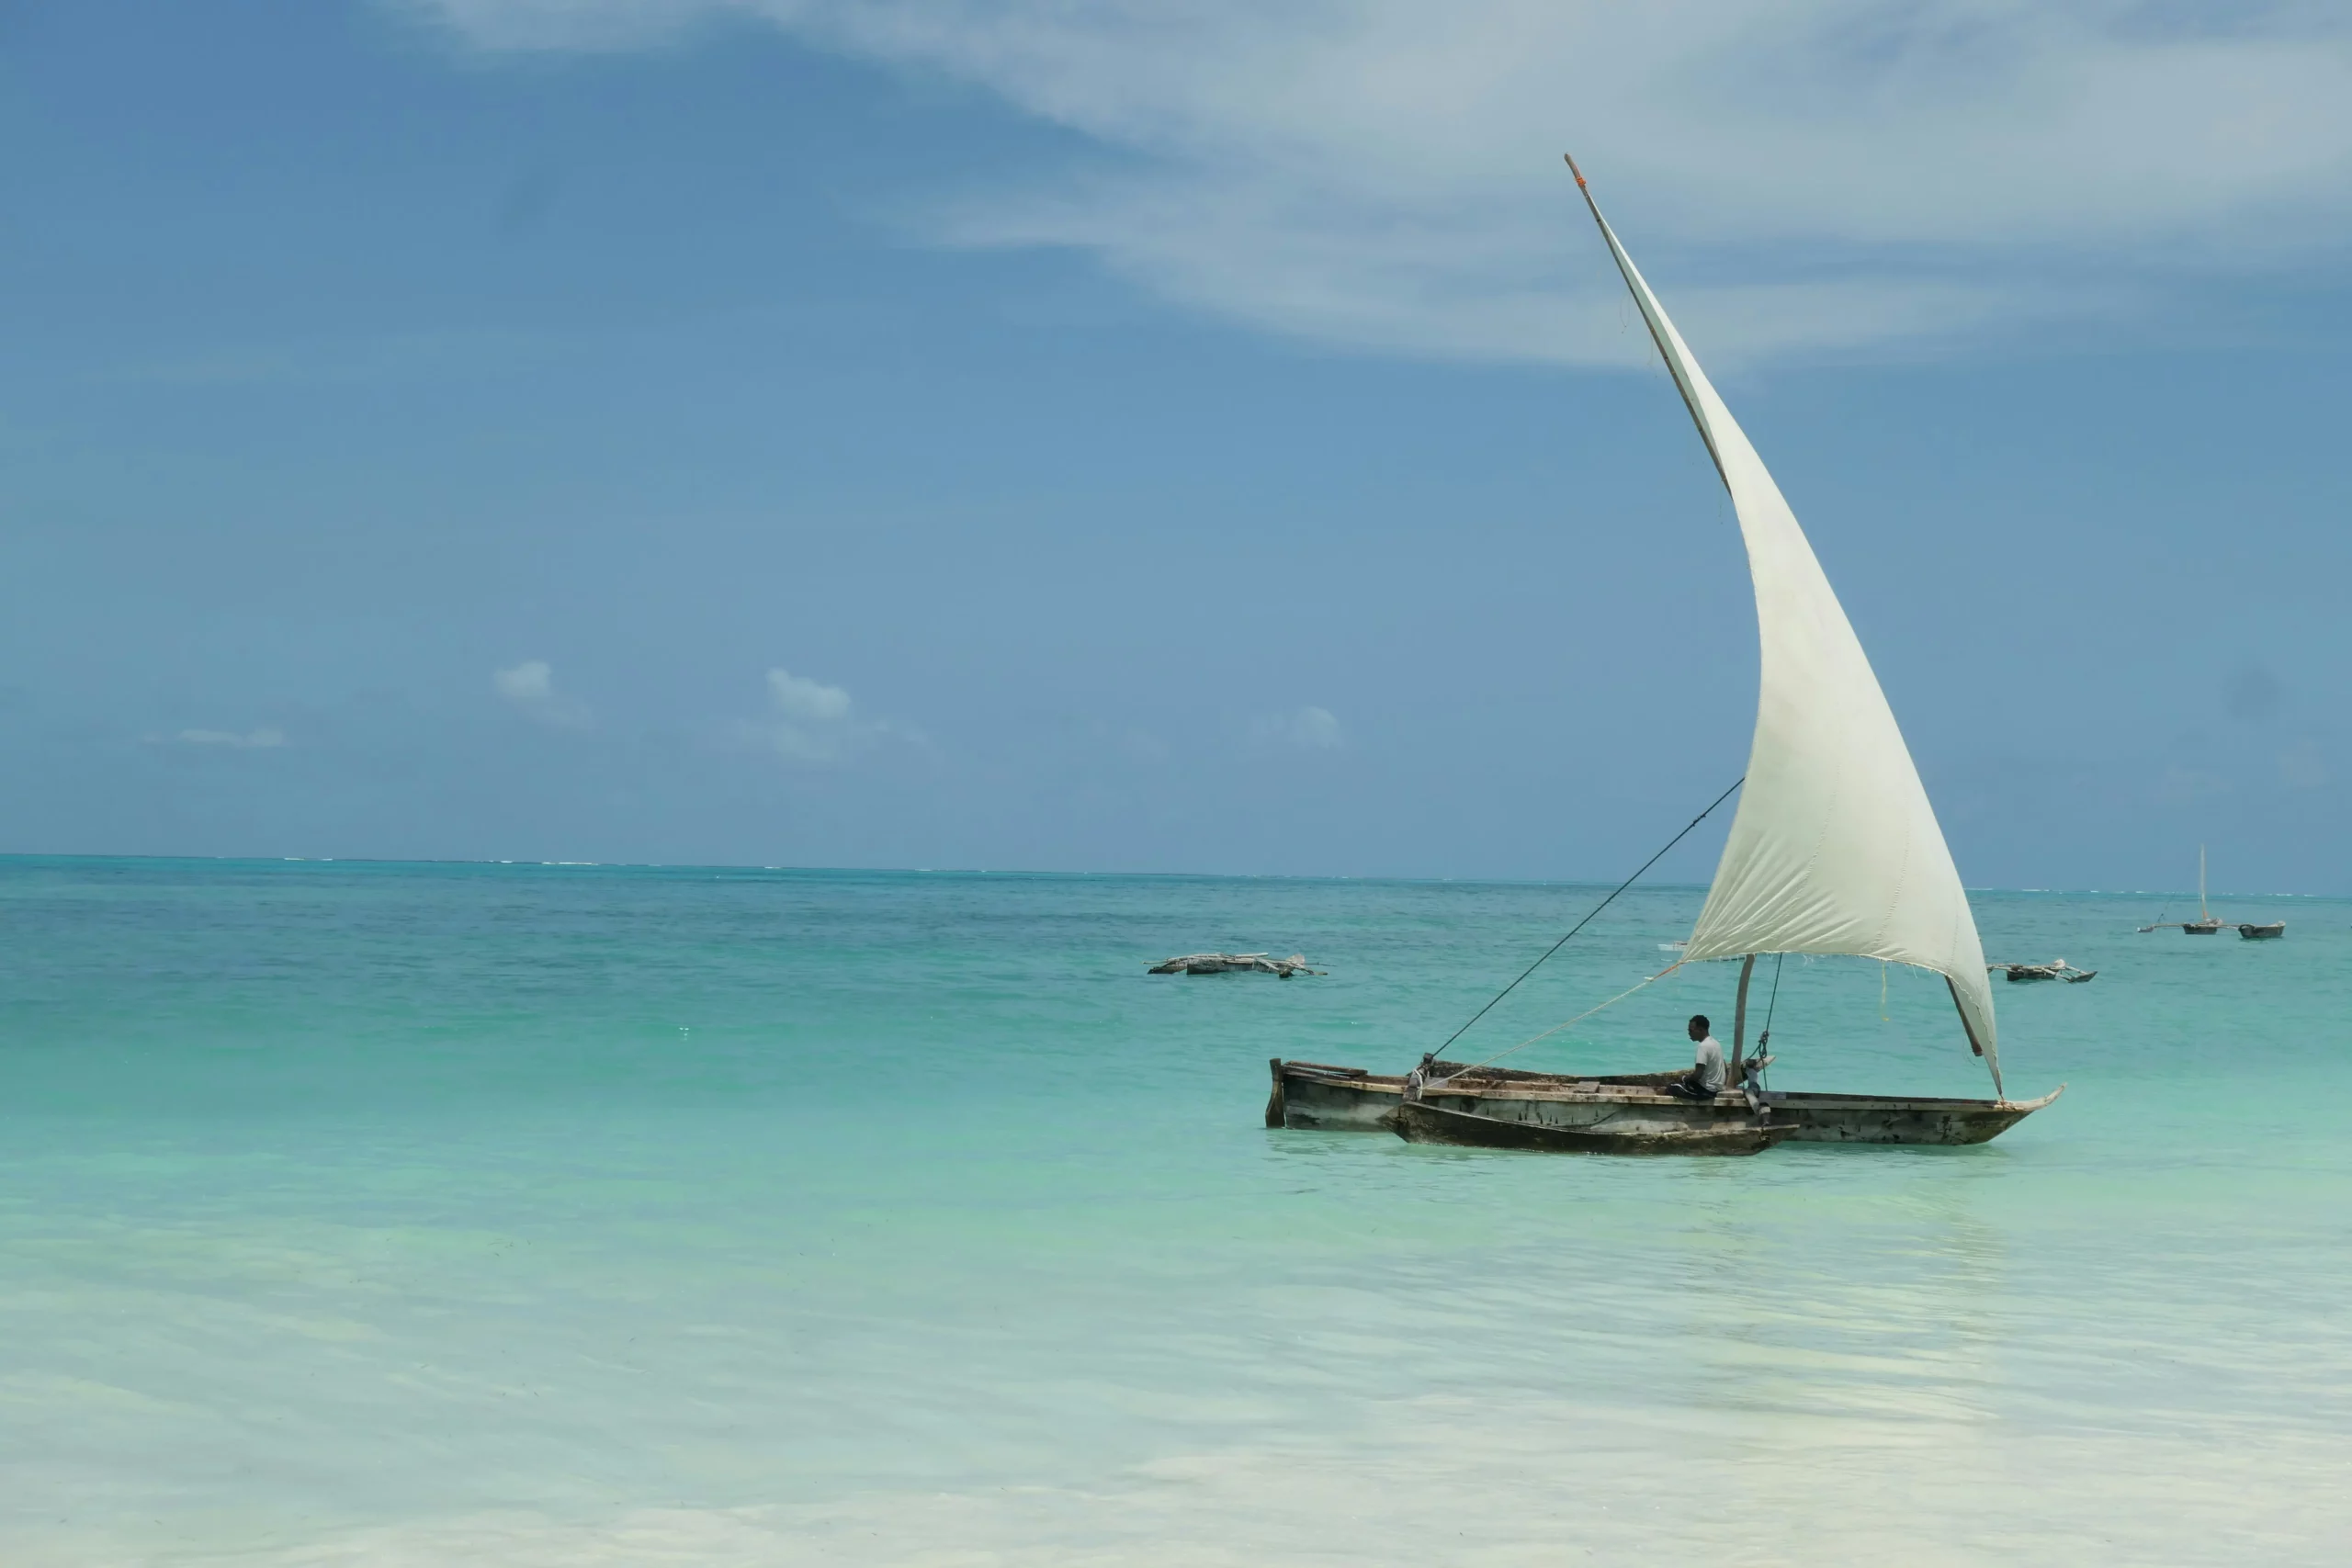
[4,856,2346,1565]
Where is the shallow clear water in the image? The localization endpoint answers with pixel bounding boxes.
[3,858,2345,1565]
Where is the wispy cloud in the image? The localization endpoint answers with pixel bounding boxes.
[150,727,289,749]
[413,2,2352,364]
[739,667,918,764]
[493,660,593,728]
[766,668,853,725]
[2156,763,2231,806]
[1255,705,1344,750]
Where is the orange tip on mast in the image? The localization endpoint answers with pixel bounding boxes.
[1563,152,1588,189]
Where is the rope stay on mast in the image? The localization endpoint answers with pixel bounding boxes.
[1753,951,1786,1097]
[1448,961,1687,1078]
[1422,775,1742,1066]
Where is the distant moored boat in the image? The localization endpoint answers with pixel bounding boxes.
[1999,959,2097,983]
[2142,846,2240,933]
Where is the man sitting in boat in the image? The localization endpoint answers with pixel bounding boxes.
[1665,1015,1726,1100]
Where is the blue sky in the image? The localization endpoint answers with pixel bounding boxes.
[5,0,2351,890]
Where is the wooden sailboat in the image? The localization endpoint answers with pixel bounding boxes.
[1272,1059,2059,1146]
[1268,157,2064,1149]
[2182,846,2224,933]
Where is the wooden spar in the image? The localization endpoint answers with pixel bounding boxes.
[1731,953,1756,1072]
[1946,976,1983,1056]
[1947,975,2005,1100]
[1565,153,1728,493]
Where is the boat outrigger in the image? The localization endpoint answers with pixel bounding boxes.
[1261,157,2064,1152]
[1998,959,2096,984]
[1394,1097,1793,1156]
[1148,953,1324,976]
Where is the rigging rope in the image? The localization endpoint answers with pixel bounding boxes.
[1424,774,1743,1065]
[1449,961,1686,1077]
[1754,952,1786,1096]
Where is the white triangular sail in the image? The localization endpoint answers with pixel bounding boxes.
[1568,162,2001,1095]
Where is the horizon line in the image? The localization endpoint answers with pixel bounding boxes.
[0,851,2333,901]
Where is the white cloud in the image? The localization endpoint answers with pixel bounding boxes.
[493,659,555,703]
[1256,705,1344,750]
[413,2,2352,364]
[766,668,854,724]
[153,727,288,750]
[493,660,593,728]
[741,667,920,763]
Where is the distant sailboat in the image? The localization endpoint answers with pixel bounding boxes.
[1266,157,2061,1149]
[2183,846,2224,933]
[2138,848,2284,938]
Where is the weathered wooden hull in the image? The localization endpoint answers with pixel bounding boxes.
[1267,1059,2063,1146]
[2238,922,2285,940]
[1758,1089,2059,1144]
[1268,1061,1408,1131]
[1394,1099,1791,1156]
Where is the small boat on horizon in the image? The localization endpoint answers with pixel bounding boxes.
[2183,849,2225,932]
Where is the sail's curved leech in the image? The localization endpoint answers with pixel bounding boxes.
[1566,159,2001,1094]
